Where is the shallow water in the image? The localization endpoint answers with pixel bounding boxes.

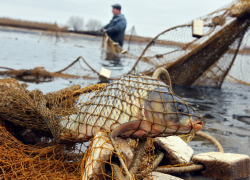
[1,28,250,180]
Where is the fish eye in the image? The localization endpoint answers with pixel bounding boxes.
[178,106,183,113]
[176,103,187,113]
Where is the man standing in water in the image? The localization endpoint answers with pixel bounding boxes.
[102,4,127,47]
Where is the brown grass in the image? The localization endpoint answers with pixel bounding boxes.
[0,17,68,31]
[2,17,248,54]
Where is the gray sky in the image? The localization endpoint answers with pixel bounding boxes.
[0,0,234,37]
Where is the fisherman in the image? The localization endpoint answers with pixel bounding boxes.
[101,4,127,47]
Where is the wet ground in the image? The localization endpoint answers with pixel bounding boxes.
[1,27,250,180]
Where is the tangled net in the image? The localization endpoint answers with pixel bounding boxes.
[0,70,206,179]
[0,121,84,179]
[0,78,106,179]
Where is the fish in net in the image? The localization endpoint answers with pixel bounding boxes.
[0,71,203,179]
[59,74,203,142]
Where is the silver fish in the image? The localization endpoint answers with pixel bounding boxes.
[60,75,203,141]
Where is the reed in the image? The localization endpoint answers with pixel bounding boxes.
[0,17,68,31]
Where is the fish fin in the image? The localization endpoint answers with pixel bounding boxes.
[111,120,141,138]
[110,123,120,131]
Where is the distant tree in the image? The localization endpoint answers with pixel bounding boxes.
[67,16,84,31]
[85,19,103,31]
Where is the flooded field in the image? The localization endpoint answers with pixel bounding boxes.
[1,27,250,179]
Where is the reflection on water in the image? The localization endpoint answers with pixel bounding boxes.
[1,28,250,180]
[172,85,250,179]
[173,85,250,156]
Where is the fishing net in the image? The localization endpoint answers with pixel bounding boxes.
[101,33,141,61]
[0,119,85,179]
[0,74,202,179]
[0,56,100,82]
[123,27,148,57]
[128,0,250,90]
[0,66,53,82]
[59,74,202,142]
[81,131,156,180]
[59,0,250,90]
[0,78,51,134]
[102,33,125,54]
[0,78,108,179]
[57,73,202,179]
[1,0,250,89]
[101,26,151,58]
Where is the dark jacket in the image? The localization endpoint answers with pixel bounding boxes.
[104,14,126,47]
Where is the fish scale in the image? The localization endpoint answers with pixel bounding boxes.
[60,75,203,141]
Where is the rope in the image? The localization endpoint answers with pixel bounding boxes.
[195,131,224,153]
[152,68,172,89]
[155,164,204,174]
[153,131,224,174]
[153,151,165,170]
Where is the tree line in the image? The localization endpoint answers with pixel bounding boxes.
[67,16,103,32]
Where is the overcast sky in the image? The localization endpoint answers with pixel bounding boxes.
[0,0,234,37]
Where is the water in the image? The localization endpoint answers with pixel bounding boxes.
[1,0,233,37]
[1,27,250,180]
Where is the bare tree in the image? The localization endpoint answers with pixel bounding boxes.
[67,16,84,31]
[86,19,103,31]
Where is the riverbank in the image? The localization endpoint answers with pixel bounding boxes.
[0,17,153,43]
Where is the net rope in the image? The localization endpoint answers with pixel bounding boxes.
[0,75,204,179]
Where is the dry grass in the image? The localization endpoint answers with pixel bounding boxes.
[0,17,68,32]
